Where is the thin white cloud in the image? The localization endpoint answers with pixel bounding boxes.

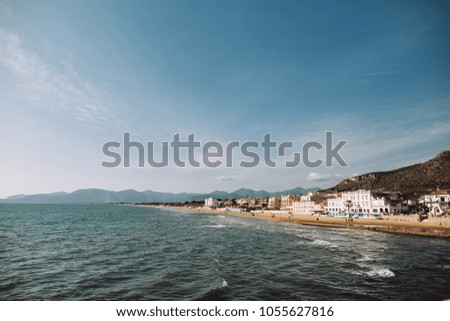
[307,172,341,182]
[0,29,127,131]
[295,99,450,171]
[217,175,234,181]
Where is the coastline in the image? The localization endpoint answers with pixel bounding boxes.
[141,205,450,238]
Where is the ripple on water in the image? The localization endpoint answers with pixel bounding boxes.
[1,204,449,300]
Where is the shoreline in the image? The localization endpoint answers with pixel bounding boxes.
[141,205,450,238]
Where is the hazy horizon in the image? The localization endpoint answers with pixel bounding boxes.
[1,148,446,199]
[1,185,322,200]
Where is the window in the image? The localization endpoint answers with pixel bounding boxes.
[373,209,378,213]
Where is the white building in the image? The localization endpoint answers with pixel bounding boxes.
[280,195,299,211]
[326,197,346,216]
[313,203,325,214]
[326,190,400,218]
[204,197,219,208]
[293,200,313,214]
[292,200,324,215]
[300,194,311,201]
[420,191,450,216]
[267,196,281,209]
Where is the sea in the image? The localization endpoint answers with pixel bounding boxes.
[0,204,449,300]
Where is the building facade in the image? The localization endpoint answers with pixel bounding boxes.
[326,190,400,218]
[292,200,314,214]
[267,197,281,210]
[420,191,450,216]
[204,197,219,208]
[280,195,299,211]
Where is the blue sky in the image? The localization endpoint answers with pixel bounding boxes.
[0,0,449,197]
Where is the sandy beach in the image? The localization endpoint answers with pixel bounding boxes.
[144,205,450,238]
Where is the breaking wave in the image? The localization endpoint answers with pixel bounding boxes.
[353,263,395,279]
[202,224,227,229]
[365,267,395,278]
[311,239,338,248]
[357,255,374,262]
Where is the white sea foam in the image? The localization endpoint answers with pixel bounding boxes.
[356,255,374,262]
[366,267,395,278]
[219,279,228,288]
[296,235,313,243]
[311,239,337,248]
[203,224,227,229]
[283,227,302,234]
[350,270,364,276]
[351,264,395,278]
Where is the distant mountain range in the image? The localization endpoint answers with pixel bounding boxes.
[325,151,450,196]
[2,151,448,204]
[0,187,319,204]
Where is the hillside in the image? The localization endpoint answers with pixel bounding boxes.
[326,151,450,197]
